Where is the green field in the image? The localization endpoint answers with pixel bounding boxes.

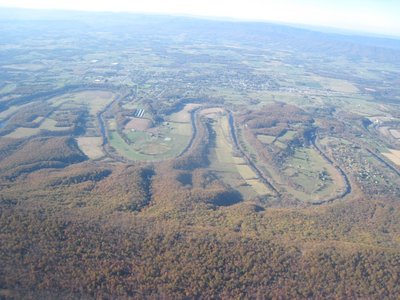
[108,115,193,161]
[282,147,345,202]
[240,123,347,203]
[109,128,190,161]
[257,134,275,144]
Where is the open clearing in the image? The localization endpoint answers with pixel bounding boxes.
[32,116,45,124]
[257,134,275,144]
[199,107,224,116]
[108,104,193,161]
[169,103,201,123]
[2,63,46,71]
[125,118,153,131]
[50,90,116,115]
[379,126,391,138]
[282,147,346,202]
[205,110,272,198]
[109,129,189,161]
[4,117,71,138]
[0,103,31,120]
[278,130,297,142]
[382,149,400,166]
[311,76,359,93]
[4,127,40,139]
[40,119,71,131]
[389,129,400,139]
[244,132,348,203]
[164,122,192,136]
[76,137,104,159]
[69,91,115,115]
[2,90,114,140]
[0,83,17,94]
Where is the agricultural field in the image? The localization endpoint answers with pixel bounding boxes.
[107,104,194,161]
[4,127,41,139]
[309,75,360,93]
[76,137,104,160]
[382,149,400,166]
[257,134,275,144]
[125,118,153,131]
[168,103,201,123]
[0,90,116,140]
[0,103,32,120]
[282,147,346,202]
[48,90,116,116]
[0,10,400,299]
[205,110,273,199]
[0,83,17,94]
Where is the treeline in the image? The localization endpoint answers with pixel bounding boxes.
[237,103,314,168]
[172,114,211,170]
[0,83,118,113]
[52,107,88,130]
[0,102,53,136]
[239,102,313,131]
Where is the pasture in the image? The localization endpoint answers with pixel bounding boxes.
[282,147,345,202]
[108,109,193,161]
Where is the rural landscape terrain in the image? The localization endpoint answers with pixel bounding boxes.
[0,8,400,299]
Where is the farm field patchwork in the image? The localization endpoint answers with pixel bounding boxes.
[107,104,194,161]
[205,110,273,198]
[282,147,346,202]
[1,11,400,299]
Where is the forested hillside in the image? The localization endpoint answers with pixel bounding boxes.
[1,9,400,299]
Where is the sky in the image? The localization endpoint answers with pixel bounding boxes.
[0,0,399,37]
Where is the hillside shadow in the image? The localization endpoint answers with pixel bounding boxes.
[211,190,243,206]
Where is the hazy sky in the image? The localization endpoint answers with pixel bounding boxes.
[1,0,399,36]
